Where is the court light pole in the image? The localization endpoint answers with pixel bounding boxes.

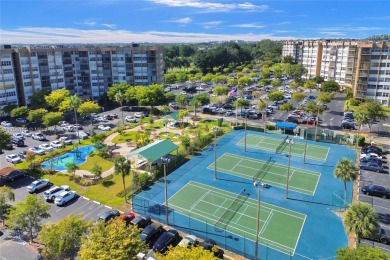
[285,138,294,199]
[303,127,308,163]
[244,114,248,152]
[161,157,170,225]
[212,127,220,180]
[253,181,262,260]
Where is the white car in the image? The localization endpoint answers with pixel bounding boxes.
[13,133,25,140]
[135,159,147,168]
[360,153,382,159]
[59,136,72,145]
[125,116,137,123]
[54,191,78,206]
[59,121,69,127]
[32,133,46,141]
[178,235,198,247]
[43,185,70,201]
[98,125,111,131]
[39,143,54,152]
[134,112,143,118]
[6,154,22,164]
[16,118,27,124]
[196,86,204,91]
[1,121,12,127]
[63,125,75,132]
[284,94,292,99]
[50,140,63,148]
[22,129,32,137]
[29,147,46,155]
[27,179,51,193]
[180,91,187,95]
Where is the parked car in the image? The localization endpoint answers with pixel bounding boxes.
[285,117,299,124]
[43,185,70,201]
[6,154,22,164]
[63,125,75,132]
[373,228,390,244]
[2,170,26,182]
[39,143,54,152]
[59,121,69,127]
[1,121,12,127]
[17,151,27,159]
[22,129,32,137]
[13,133,25,140]
[125,116,138,123]
[153,229,180,252]
[32,133,47,141]
[140,224,164,245]
[178,235,198,248]
[50,140,63,148]
[29,147,46,155]
[134,112,143,118]
[361,185,390,199]
[59,136,72,145]
[98,125,111,131]
[27,179,51,193]
[119,211,135,225]
[96,210,121,223]
[130,215,151,228]
[360,153,382,159]
[341,122,356,130]
[15,118,27,124]
[11,138,25,147]
[362,145,382,154]
[360,157,382,165]
[361,147,382,156]
[360,161,383,172]
[73,124,83,130]
[54,191,78,206]
[198,238,224,258]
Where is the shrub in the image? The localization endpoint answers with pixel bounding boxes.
[358,136,366,147]
[348,98,361,106]
[217,118,224,127]
[266,125,276,130]
[138,173,150,188]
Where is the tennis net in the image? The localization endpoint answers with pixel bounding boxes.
[215,189,248,230]
[253,157,274,182]
[276,136,289,154]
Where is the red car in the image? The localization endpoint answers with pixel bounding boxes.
[120,211,135,225]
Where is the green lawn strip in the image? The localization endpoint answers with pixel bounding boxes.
[111,131,139,144]
[77,152,114,172]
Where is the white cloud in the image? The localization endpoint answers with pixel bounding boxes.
[0,27,295,44]
[84,21,96,26]
[202,21,222,29]
[170,17,192,24]
[101,23,117,29]
[148,0,268,13]
[319,26,384,32]
[231,23,265,29]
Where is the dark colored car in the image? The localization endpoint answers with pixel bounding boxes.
[360,157,382,165]
[361,147,382,156]
[140,224,164,244]
[285,117,299,123]
[120,211,135,225]
[203,107,216,115]
[130,215,151,228]
[198,238,224,258]
[341,122,356,130]
[153,229,180,252]
[359,161,383,172]
[361,185,390,199]
[2,170,26,182]
[374,228,390,244]
[222,103,233,109]
[363,145,383,153]
[11,138,24,147]
[96,210,120,223]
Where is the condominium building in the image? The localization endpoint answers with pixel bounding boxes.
[0,44,164,108]
[282,41,390,105]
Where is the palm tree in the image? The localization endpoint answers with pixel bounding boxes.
[114,156,131,203]
[66,162,79,177]
[114,91,125,127]
[334,158,357,206]
[344,201,379,244]
[257,99,268,132]
[69,94,82,143]
[354,110,369,149]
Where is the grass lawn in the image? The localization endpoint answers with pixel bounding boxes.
[78,152,114,172]
[111,131,139,144]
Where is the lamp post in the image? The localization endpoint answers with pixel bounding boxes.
[285,138,294,199]
[253,181,262,260]
[303,127,308,163]
[212,127,220,180]
[161,157,170,225]
[244,114,248,152]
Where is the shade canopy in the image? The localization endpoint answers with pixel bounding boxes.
[127,139,179,163]
[275,122,297,129]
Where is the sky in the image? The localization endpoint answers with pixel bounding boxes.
[0,0,389,44]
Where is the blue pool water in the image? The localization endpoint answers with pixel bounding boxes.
[41,145,96,171]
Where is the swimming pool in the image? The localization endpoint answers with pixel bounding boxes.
[41,145,96,171]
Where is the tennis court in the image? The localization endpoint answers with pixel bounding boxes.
[238,134,329,161]
[168,181,306,255]
[208,153,320,196]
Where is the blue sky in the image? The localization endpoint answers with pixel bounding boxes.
[1,0,389,44]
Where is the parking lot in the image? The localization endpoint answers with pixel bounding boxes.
[358,142,390,253]
[0,175,119,260]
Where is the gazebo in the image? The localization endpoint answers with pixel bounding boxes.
[275,121,297,134]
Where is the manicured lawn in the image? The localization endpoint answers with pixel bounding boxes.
[78,152,114,172]
[111,131,139,144]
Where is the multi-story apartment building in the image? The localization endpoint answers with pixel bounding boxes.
[0,44,164,108]
[282,41,390,106]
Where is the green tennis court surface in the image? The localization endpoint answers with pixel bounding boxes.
[169,181,306,255]
[208,153,320,195]
[238,134,329,161]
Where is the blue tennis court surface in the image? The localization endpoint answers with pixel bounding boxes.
[132,130,356,259]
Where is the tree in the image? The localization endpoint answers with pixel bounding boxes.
[321,80,340,92]
[303,80,317,93]
[0,186,15,225]
[337,245,390,259]
[45,89,70,109]
[0,128,12,153]
[114,156,131,202]
[78,220,146,260]
[6,194,51,243]
[161,105,171,116]
[28,89,50,108]
[192,93,210,105]
[42,112,64,129]
[91,163,103,178]
[292,92,305,103]
[190,98,202,117]
[344,202,379,244]
[304,100,324,139]
[313,76,324,85]
[28,108,46,123]
[78,101,101,125]
[237,76,253,87]
[280,102,293,113]
[334,158,357,206]
[175,94,188,108]
[271,80,281,88]
[344,87,353,99]
[38,214,89,259]
[213,86,229,96]
[10,106,29,119]
[317,92,333,106]
[268,91,285,102]
[285,64,307,83]
[359,101,387,131]
[178,109,189,126]
[164,73,177,84]
[260,68,271,79]
[66,162,79,177]
[69,94,82,126]
[136,84,166,109]
[354,110,369,148]
[115,91,126,126]
[107,82,130,101]
[155,245,219,260]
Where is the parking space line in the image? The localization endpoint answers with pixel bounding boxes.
[83,204,105,219]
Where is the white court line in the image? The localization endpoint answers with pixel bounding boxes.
[289,170,295,181]
[234,205,249,224]
[246,134,330,150]
[259,210,273,235]
[293,215,307,256]
[230,158,243,172]
[190,190,210,211]
[212,197,228,216]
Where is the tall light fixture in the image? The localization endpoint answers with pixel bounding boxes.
[212,127,220,180]
[285,138,294,199]
[253,181,262,260]
[161,157,170,224]
[244,114,248,152]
